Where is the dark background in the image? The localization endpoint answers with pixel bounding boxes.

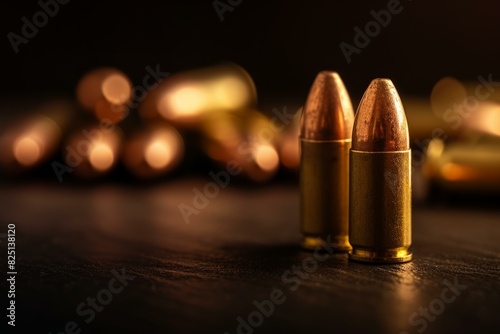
[3,0,500,104]
[2,2,500,334]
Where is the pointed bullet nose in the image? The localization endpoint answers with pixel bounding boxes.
[352,78,409,151]
[300,71,354,140]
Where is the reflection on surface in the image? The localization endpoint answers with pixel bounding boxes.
[379,263,420,334]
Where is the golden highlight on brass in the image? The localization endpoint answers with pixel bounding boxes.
[300,71,354,252]
[348,78,412,263]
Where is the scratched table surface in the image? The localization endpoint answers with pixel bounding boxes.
[1,180,499,334]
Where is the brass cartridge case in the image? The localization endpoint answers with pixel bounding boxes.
[300,139,351,251]
[348,150,412,263]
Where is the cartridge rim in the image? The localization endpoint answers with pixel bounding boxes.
[300,236,352,252]
[348,248,412,264]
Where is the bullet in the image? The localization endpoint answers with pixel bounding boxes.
[300,71,354,251]
[348,79,412,263]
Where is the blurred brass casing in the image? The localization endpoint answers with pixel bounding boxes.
[348,150,412,263]
[300,138,351,252]
[424,138,500,193]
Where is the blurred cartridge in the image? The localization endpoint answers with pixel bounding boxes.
[201,110,280,183]
[300,71,354,251]
[139,63,257,128]
[277,108,301,172]
[0,100,75,173]
[63,124,123,179]
[349,79,412,264]
[122,123,184,178]
[76,67,132,124]
[414,100,500,198]
[423,136,500,194]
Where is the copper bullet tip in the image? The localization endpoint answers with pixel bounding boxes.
[300,71,354,140]
[352,78,409,152]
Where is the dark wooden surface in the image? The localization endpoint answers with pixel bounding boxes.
[1,180,500,334]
